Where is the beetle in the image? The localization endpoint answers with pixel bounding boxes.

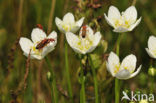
[81,25,87,38]
[36,38,55,50]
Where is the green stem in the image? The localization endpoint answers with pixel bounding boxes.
[45,57,58,103]
[89,55,99,103]
[115,34,122,103]
[79,58,86,103]
[65,42,73,103]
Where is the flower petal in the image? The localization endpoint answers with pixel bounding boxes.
[145,48,156,59]
[41,45,55,58]
[104,13,115,28]
[123,6,137,22]
[93,32,102,47]
[19,37,33,55]
[128,17,142,31]
[113,27,129,32]
[128,65,142,79]
[31,28,47,43]
[148,35,156,51]
[108,6,121,21]
[107,52,120,76]
[66,32,83,54]
[55,17,66,33]
[47,31,57,47]
[120,54,137,73]
[115,69,131,79]
[76,17,85,27]
[63,12,75,24]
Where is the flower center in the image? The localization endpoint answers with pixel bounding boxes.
[62,23,75,32]
[76,37,93,52]
[114,64,120,74]
[114,15,134,28]
[30,43,42,56]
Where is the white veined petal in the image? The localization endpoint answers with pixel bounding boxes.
[120,54,137,73]
[65,32,83,52]
[128,65,142,79]
[70,26,80,33]
[104,14,115,28]
[63,12,75,24]
[145,48,156,59]
[41,45,55,58]
[19,37,33,55]
[93,32,102,47]
[108,6,121,21]
[55,17,66,33]
[148,35,156,51]
[55,17,62,26]
[76,17,85,27]
[128,17,142,31]
[31,28,47,43]
[48,31,57,40]
[47,31,57,47]
[31,55,43,60]
[115,69,131,79]
[85,46,96,54]
[113,27,129,32]
[123,6,137,22]
[107,52,120,76]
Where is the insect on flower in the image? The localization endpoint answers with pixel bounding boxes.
[81,25,87,38]
[36,24,43,30]
[36,38,55,50]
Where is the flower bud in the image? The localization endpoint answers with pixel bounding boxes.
[148,67,156,76]
[47,71,52,82]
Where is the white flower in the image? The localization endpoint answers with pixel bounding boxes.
[66,25,101,54]
[104,6,141,32]
[145,35,156,59]
[19,28,57,60]
[55,12,85,34]
[106,52,142,79]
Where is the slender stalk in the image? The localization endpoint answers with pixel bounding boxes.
[65,41,73,102]
[79,58,86,103]
[45,57,58,103]
[47,0,56,34]
[115,34,122,103]
[89,55,99,103]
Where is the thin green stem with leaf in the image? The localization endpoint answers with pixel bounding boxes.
[115,34,122,103]
[89,55,99,103]
[79,57,86,103]
[65,41,74,103]
[45,57,58,103]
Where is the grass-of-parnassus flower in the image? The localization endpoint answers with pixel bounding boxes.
[66,25,102,54]
[145,35,156,59]
[19,28,57,60]
[104,5,141,32]
[106,52,142,79]
[55,12,85,34]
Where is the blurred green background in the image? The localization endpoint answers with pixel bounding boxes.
[0,0,156,103]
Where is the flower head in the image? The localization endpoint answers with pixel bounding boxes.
[145,35,156,59]
[66,25,101,54]
[106,52,142,79]
[104,6,141,32]
[55,12,85,34]
[19,28,57,60]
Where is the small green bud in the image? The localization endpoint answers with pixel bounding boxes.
[148,67,156,76]
[47,72,52,82]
